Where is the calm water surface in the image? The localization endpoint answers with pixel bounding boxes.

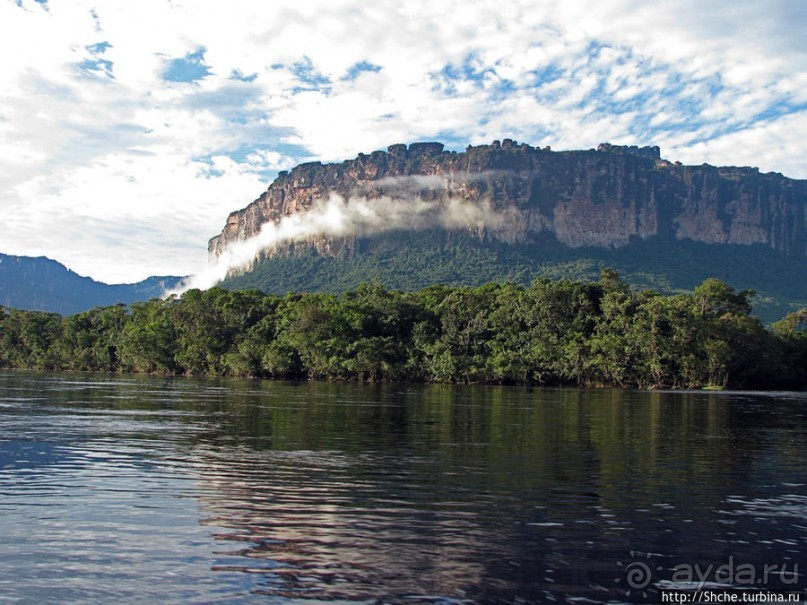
[0,370,804,604]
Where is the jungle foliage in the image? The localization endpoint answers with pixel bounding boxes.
[1,272,805,390]
[220,233,807,326]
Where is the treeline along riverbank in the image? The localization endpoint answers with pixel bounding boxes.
[1,272,805,389]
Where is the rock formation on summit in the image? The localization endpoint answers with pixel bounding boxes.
[209,140,806,261]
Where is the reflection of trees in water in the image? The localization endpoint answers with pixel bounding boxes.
[2,374,804,602]
[180,384,807,602]
[192,447,489,600]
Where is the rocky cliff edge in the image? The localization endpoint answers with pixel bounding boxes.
[209,140,806,260]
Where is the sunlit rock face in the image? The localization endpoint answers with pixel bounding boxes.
[209,140,806,259]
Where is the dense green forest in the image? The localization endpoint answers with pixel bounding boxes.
[222,233,807,325]
[1,272,805,389]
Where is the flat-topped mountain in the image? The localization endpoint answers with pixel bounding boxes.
[208,140,806,323]
[210,140,805,259]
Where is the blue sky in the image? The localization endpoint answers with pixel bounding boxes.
[1,0,805,283]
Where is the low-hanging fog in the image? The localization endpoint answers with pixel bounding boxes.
[170,174,519,295]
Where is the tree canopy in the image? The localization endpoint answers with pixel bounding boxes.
[1,275,804,390]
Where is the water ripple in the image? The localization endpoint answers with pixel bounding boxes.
[1,372,805,603]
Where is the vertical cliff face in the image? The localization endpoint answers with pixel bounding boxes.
[208,140,806,259]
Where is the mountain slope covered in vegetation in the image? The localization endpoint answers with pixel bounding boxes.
[210,141,805,324]
[0,253,182,315]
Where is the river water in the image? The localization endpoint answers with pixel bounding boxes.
[0,371,804,604]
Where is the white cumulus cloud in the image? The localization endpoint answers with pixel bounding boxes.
[0,0,804,282]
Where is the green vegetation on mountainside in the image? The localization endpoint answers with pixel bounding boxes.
[221,232,807,325]
[0,253,182,315]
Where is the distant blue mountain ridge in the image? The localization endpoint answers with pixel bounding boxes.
[0,253,183,315]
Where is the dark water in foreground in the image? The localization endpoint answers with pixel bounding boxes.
[0,371,804,604]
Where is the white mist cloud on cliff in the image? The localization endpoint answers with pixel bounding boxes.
[170,189,518,294]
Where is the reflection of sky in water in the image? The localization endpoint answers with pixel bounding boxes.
[0,439,250,602]
[0,372,805,604]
